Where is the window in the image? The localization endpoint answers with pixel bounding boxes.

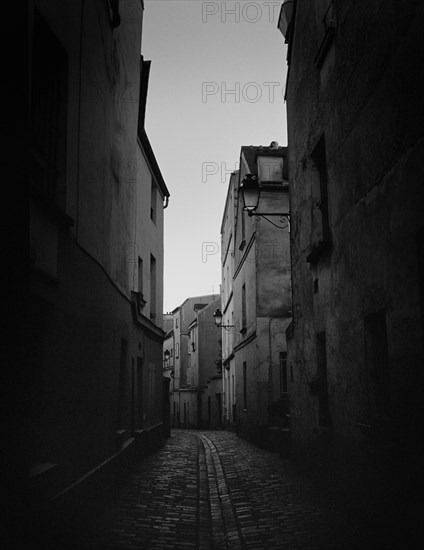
[307,135,331,263]
[107,0,121,28]
[136,257,146,313]
[150,254,156,319]
[29,8,68,207]
[138,257,143,294]
[150,178,157,223]
[316,332,331,426]
[240,207,246,250]
[241,283,247,333]
[243,362,248,409]
[280,352,288,397]
[175,317,179,329]
[364,310,391,416]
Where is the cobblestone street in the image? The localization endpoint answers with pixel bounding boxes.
[75,430,378,550]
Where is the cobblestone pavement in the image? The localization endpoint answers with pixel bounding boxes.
[79,430,372,550]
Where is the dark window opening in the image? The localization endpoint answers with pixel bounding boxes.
[307,135,331,263]
[138,257,143,294]
[30,8,68,207]
[240,207,246,249]
[241,283,247,333]
[312,135,330,243]
[243,361,248,409]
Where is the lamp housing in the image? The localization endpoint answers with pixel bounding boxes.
[213,308,223,327]
[240,174,260,212]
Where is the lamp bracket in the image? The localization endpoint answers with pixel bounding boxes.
[245,211,290,229]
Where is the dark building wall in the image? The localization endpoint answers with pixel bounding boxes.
[229,147,292,441]
[27,2,167,543]
[198,298,221,388]
[284,0,424,530]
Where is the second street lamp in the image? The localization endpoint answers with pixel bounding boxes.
[213,308,234,330]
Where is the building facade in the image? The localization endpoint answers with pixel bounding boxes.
[28,0,169,540]
[220,172,238,430]
[165,295,218,427]
[188,298,222,429]
[220,144,292,444]
[280,0,424,528]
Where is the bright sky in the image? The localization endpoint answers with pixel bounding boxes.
[142,0,288,312]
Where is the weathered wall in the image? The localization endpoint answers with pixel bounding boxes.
[135,141,165,325]
[230,147,292,439]
[285,0,424,526]
[28,2,167,541]
[198,298,222,387]
[220,172,238,427]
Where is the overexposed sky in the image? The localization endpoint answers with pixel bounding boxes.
[142,0,288,312]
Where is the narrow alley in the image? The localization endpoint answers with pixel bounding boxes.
[22,2,424,550]
[70,430,378,550]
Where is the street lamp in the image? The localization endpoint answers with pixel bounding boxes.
[240,173,260,213]
[213,308,234,329]
[239,174,290,229]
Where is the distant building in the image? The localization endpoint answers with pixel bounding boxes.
[220,145,292,444]
[28,0,169,537]
[220,172,238,430]
[164,295,218,427]
[279,0,424,530]
[187,298,222,428]
[162,313,174,334]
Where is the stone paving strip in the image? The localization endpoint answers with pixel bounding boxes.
[80,430,366,549]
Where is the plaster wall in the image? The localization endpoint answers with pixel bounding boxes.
[134,142,165,326]
[285,0,424,456]
[28,1,166,527]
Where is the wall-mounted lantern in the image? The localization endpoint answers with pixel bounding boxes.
[213,308,234,329]
[239,174,290,229]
